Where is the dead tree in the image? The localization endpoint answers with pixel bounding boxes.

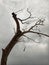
[1,9,49,65]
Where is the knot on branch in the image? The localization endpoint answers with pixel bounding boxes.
[12,12,17,17]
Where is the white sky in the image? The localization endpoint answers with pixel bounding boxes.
[0,0,49,65]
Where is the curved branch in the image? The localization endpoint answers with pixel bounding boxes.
[17,8,34,24]
[22,30,49,37]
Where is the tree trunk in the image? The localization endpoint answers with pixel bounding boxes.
[1,49,8,65]
[1,31,23,65]
[1,12,23,65]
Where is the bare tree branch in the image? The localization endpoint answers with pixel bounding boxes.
[23,35,40,43]
[17,8,34,24]
[12,12,20,32]
[1,8,49,65]
[22,30,49,37]
[15,8,24,14]
[28,18,45,31]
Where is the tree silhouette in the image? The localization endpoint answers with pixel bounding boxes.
[1,9,49,65]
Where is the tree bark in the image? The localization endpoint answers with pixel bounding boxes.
[1,12,22,65]
[1,32,23,65]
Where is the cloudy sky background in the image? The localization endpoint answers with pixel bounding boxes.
[0,0,49,65]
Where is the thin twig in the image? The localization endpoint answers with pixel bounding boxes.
[17,8,34,24]
[28,18,45,31]
[23,35,40,43]
[22,30,49,37]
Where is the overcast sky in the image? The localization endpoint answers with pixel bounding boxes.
[0,0,49,65]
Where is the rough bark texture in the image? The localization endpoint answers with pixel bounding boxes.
[1,12,22,65]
